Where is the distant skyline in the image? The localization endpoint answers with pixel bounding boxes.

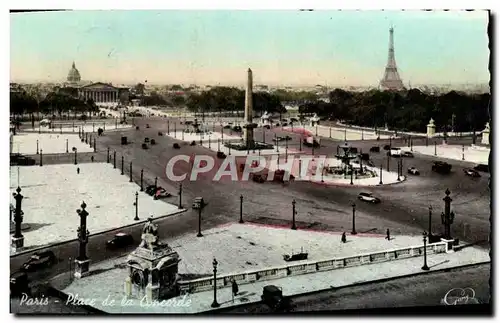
[10,10,490,86]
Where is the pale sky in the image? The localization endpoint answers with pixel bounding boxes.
[10,10,490,86]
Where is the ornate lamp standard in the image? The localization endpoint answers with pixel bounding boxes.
[239,195,244,223]
[441,189,455,240]
[75,201,90,278]
[421,231,430,271]
[133,192,139,221]
[291,200,297,230]
[11,187,25,251]
[351,203,357,235]
[211,258,220,308]
[178,183,183,209]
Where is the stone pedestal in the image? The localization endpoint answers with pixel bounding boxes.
[11,236,24,252]
[440,238,455,253]
[74,259,90,278]
[145,283,161,303]
[427,118,436,138]
[481,122,490,146]
[124,276,132,297]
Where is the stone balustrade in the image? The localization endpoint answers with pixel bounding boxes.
[177,241,448,294]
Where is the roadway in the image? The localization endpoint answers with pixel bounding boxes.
[10,117,490,302]
[219,263,491,313]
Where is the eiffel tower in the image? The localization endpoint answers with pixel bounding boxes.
[380,27,405,91]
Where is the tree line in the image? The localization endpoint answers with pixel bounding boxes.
[300,88,490,133]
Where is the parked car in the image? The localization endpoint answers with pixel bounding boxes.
[357,192,381,204]
[154,187,172,199]
[463,168,481,178]
[473,164,489,173]
[10,271,29,296]
[216,151,226,159]
[141,143,148,149]
[144,138,150,143]
[407,167,420,175]
[263,125,271,129]
[432,161,452,174]
[121,136,128,145]
[21,251,56,272]
[158,131,163,136]
[232,126,242,132]
[146,124,150,128]
[106,233,134,249]
[145,185,158,196]
[173,143,180,149]
[223,124,231,129]
[10,154,36,166]
[370,146,380,153]
[359,153,370,161]
[383,144,391,150]
[261,285,293,312]
[402,151,414,158]
[150,139,156,145]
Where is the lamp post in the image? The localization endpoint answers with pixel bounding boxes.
[75,201,90,278]
[239,195,244,223]
[462,144,465,160]
[121,156,124,175]
[421,231,430,271]
[39,149,43,166]
[36,140,39,154]
[387,155,390,172]
[428,205,433,236]
[174,122,177,138]
[217,138,221,152]
[113,151,116,169]
[93,138,96,152]
[329,127,332,138]
[351,203,357,235]
[74,148,78,165]
[410,138,413,152]
[154,176,158,189]
[275,134,279,152]
[344,128,347,141]
[133,192,139,221]
[85,133,88,144]
[299,136,302,151]
[434,141,437,156]
[167,120,170,134]
[262,127,265,144]
[11,187,24,250]
[291,199,297,230]
[350,165,353,185]
[197,203,203,237]
[107,147,110,163]
[285,139,288,162]
[379,163,383,185]
[441,189,455,240]
[129,162,133,182]
[178,183,182,209]
[208,135,211,149]
[211,258,220,308]
[397,159,401,181]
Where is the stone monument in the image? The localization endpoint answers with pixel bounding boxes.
[125,217,181,302]
[427,118,436,138]
[242,68,257,149]
[481,122,490,146]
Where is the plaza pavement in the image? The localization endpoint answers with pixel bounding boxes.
[9,163,184,254]
[397,144,490,164]
[24,123,132,134]
[51,223,490,313]
[12,133,94,155]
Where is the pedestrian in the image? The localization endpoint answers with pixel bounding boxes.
[232,279,239,297]
[341,232,347,243]
[91,156,94,163]
[386,229,391,240]
[77,167,80,174]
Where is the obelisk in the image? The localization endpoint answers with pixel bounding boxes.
[243,68,256,148]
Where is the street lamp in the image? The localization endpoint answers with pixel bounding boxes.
[133,192,139,221]
[121,156,124,175]
[379,163,383,185]
[36,140,39,154]
[351,203,357,235]
[421,231,430,271]
[39,149,43,167]
[428,205,433,236]
[129,162,133,182]
[140,169,144,191]
[434,141,437,156]
[211,258,220,308]
[239,195,244,223]
[387,155,390,172]
[74,148,78,165]
[197,203,203,237]
[350,165,353,185]
[291,200,297,230]
[441,189,455,240]
[462,145,465,160]
[113,151,116,169]
[178,183,183,209]
[107,147,110,163]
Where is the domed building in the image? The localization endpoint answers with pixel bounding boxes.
[67,61,81,85]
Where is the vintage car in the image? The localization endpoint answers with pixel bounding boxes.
[463,168,481,178]
[432,161,452,174]
[357,192,381,204]
[21,251,56,272]
[407,167,420,175]
[261,285,294,312]
[370,146,380,153]
[106,233,134,249]
[154,188,172,199]
[10,271,29,296]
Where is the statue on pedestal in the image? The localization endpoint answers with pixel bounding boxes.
[140,217,159,249]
